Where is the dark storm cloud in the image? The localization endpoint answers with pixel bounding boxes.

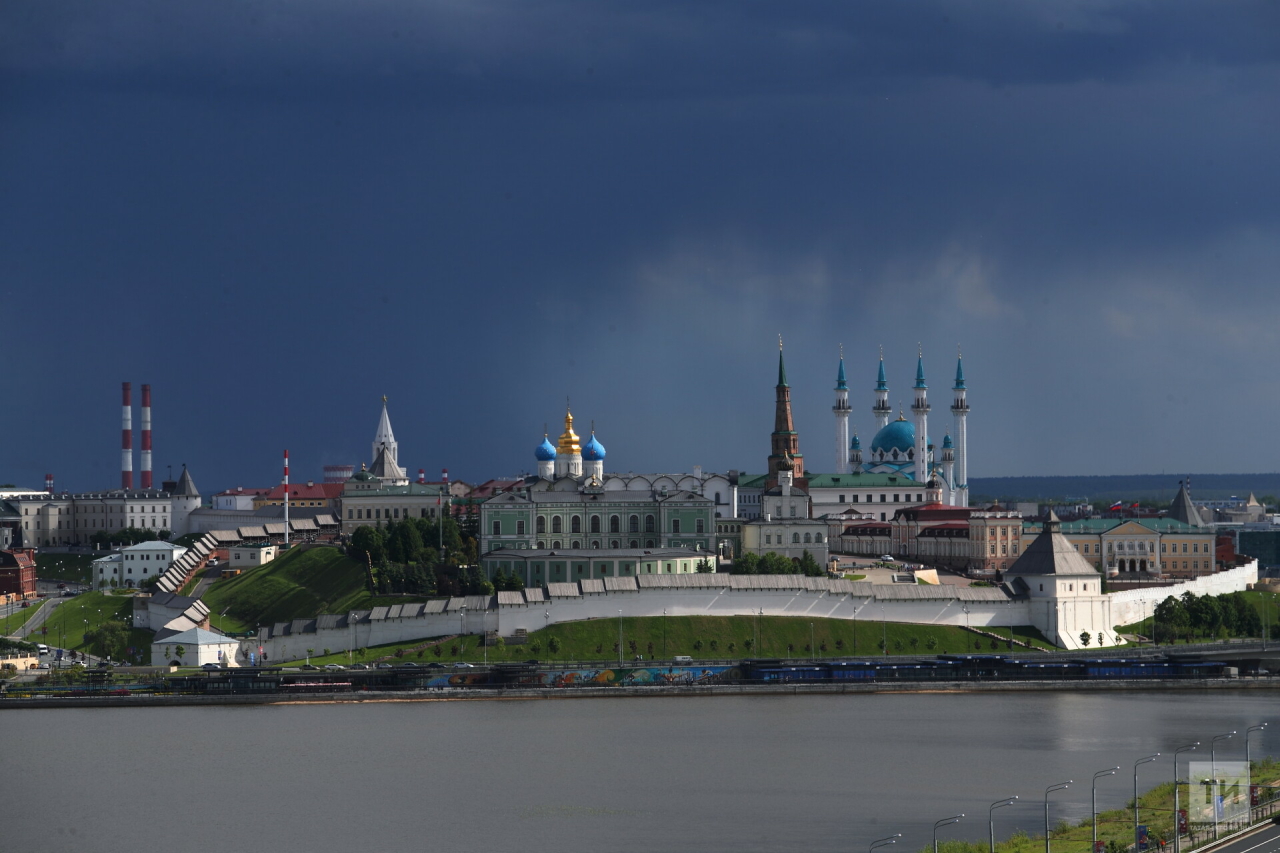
[2,0,1278,489]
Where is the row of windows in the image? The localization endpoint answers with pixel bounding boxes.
[347,507,438,520]
[534,539,660,549]
[989,543,1021,555]
[529,514,705,536]
[836,493,926,504]
[763,532,824,545]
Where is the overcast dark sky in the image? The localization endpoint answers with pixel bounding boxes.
[3,1,1278,492]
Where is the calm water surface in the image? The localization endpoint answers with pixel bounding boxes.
[4,691,1278,853]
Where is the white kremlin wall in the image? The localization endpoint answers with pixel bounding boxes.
[242,563,1258,663]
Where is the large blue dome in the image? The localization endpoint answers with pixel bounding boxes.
[871,419,915,454]
[535,436,558,461]
[582,432,606,461]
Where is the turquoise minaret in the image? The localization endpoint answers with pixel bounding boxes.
[949,348,969,507]
[848,430,863,473]
[910,345,930,486]
[833,346,850,474]
[873,347,891,429]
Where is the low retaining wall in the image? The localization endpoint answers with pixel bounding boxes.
[1109,562,1258,626]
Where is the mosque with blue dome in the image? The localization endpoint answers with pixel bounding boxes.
[836,348,970,508]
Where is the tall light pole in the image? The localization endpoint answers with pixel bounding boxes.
[1211,731,1235,839]
[1247,723,1268,818]
[460,604,467,658]
[989,797,1016,853]
[809,622,815,662]
[1092,767,1118,850]
[870,834,900,853]
[1173,742,1198,853]
[663,608,668,658]
[618,609,623,666]
[933,814,963,853]
[879,603,887,657]
[1134,754,1159,851]
[1045,781,1071,853]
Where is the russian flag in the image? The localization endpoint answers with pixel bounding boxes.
[1109,500,1124,511]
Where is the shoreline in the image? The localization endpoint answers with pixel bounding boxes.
[3,676,1278,709]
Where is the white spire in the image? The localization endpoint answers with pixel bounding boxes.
[373,395,399,468]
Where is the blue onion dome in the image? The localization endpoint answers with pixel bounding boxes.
[850,433,861,450]
[535,434,558,461]
[942,434,953,449]
[582,431,606,461]
[871,416,915,453]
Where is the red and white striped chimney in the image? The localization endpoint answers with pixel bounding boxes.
[283,449,290,547]
[121,382,133,490]
[418,468,426,484]
[45,474,54,494]
[442,468,449,485]
[140,384,153,489]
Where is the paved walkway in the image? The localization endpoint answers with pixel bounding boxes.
[6,597,61,641]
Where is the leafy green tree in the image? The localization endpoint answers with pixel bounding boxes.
[529,640,541,655]
[547,636,561,657]
[734,552,761,575]
[926,637,938,651]
[760,552,794,574]
[1080,631,1091,647]
[84,621,128,660]
[696,558,714,573]
[693,639,703,651]
[797,550,822,577]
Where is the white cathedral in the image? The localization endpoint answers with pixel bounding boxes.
[832,349,971,507]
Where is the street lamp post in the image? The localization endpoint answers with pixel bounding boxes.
[618,609,623,666]
[1211,731,1236,840]
[933,815,963,853]
[1173,742,1198,853]
[1092,767,1118,849]
[810,622,815,661]
[1134,754,1160,851]
[879,604,887,657]
[989,797,1017,853]
[1247,724,1268,819]
[870,834,901,853]
[1045,781,1071,853]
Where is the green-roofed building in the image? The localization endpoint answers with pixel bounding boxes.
[1020,516,1217,578]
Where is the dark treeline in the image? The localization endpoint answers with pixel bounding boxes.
[1151,590,1264,643]
[730,550,823,576]
[347,517,484,597]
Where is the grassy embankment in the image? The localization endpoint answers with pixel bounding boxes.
[200,546,426,633]
[1120,589,1280,642]
[37,592,153,663]
[0,601,47,636]
[928,756,1280,853]
[35,553,98,586]
[285,615,1056,666]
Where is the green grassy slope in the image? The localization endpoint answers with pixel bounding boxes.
[37,592,152,662]
[284,615,1054,666]
[35,553,98,585]
[201,546,382,628]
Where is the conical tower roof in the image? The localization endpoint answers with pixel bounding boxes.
[835,352,847,390]
[374,396,396,448]
[954,355,966,390]
[914,354,927,389]
[1168,480,1206,527]
[876,356,887,391]
[1005,510,1101,577]
[171,465,199,497]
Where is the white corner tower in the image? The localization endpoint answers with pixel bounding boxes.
[833,347,850,474]
[373,396,399,470]
[910,346,930,486]
[950,349,969,507]
[873,347,891,430]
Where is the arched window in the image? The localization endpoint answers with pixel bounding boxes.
[672,519,681,534]
[645,515,655,533]
[792,533,800,544]
[610,515,620,533]
[804,533,811,543]
[629,515,639,533]
[552,516,562,534]
[537,541,545,549]
[714,491,721,504]
[645,539,655,548]
[552,541,562,549]
[536,517,546,534]
[590,515,600,534]
[815,533,823,543]
[611,540,620,548]
[695,519,705,534]
[571,540,580,549]
[492,520,502,536]
[629,540,639,548]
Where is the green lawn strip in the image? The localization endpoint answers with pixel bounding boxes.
[842,574,867,581]
[35,553,98,585]
[927,758,1280,853]
[178,575,200,597]
[1,601,48,636]
[201,546,369,627]
[36,592,134,652]
[281,616,1056,667]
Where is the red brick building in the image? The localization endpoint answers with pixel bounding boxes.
[0,549,38,598]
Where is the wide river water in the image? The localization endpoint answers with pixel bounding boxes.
[4,691,1277,853]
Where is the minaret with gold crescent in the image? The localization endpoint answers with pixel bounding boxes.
[553,406,583,478]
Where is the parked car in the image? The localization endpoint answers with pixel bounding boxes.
[56,582,66,589]
[375,663,393,669]
[201,663,223,671]
[301,664,319,670]
[350,663,371,670]
[400,662,419,668]
[323,664,346,671]
[426,662,445,669]
[879,555,895,562]
[452,662,475,669]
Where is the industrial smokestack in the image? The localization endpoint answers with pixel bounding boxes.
[140,384,153,489]
[121,382,133,490]
[418,468,426,484]
[283,449,290,547]
[45,474,53,494]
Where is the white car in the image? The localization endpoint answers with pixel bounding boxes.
[879,555,895,562]
[323,664,346,671]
